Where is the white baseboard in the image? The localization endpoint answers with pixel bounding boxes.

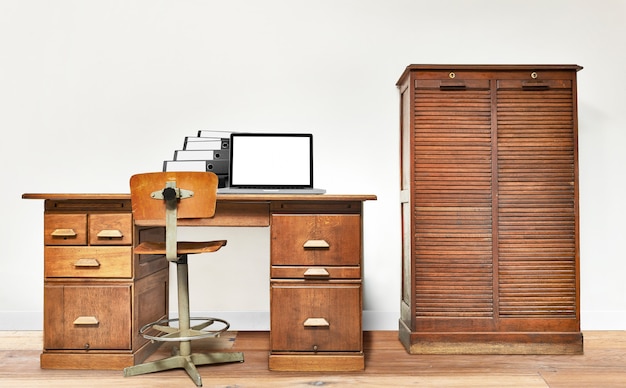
[363,311,399,330]
[182,311,270,331]
[0,311,42,330]
[581,310,626,330]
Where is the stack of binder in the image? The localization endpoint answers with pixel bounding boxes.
[163,130,232,188]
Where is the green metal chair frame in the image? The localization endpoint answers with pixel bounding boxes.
[123,171,244,386]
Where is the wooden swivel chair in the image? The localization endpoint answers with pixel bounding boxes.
[123,171,244,386]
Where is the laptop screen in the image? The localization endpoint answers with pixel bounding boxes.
[229,133,314,188]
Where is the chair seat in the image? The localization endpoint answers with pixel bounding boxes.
[134,240,227,255]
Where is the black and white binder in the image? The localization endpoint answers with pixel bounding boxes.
[183,137,229,151]
[173,149,228,161]
[163,130,234,188]
[162,159,228,174]
[197,130,232,138]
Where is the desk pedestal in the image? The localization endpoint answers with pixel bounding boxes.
[24,193,375,371]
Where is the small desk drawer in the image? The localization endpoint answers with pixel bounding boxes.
[44,214,87,245]
[271,266,360,280]
[45,246,132,278]
[44,284,131,350]
[270,281,362,352]
[271,214,361,266]
[89,213,132,245]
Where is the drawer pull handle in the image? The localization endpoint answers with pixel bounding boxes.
[304,318,330,328]
[51,228,77,238]
[74,258,101,268]
[303,268,330,278]
[73,316,99,326]
[97,229,123,239]
[303,239,330,249]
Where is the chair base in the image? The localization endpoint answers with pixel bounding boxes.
[125,316,243,386]
[123,350,244,386]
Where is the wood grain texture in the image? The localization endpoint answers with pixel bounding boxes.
[398,65,582,353]
[1,331,624,387]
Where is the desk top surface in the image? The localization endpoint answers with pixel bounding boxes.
[22,193,377,202]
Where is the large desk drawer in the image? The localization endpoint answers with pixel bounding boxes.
[271,214,361,266]
[43,284,132,350]
[45,246,132,278]
[270,281,362,352]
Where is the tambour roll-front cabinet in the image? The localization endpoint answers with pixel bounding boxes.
[36,196,168,369]
[268,201,365,371]
[397,65,583,354]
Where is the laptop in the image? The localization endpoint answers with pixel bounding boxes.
[218,133,326,194]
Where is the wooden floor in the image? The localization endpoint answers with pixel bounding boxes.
[1,331,625,387]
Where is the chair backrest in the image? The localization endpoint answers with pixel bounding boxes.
[129,172,219,225]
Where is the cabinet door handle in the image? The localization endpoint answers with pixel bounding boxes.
[303,318,330,328]
[74,258,101,268]
[51,228,77,238]
[73,316,99,325]
[522,81,549,89]
[303,268,330,278]
[96,229,123,238]
[439,81,466,90]
[303,239,330,249]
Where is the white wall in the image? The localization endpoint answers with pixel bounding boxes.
[1,0,625,331]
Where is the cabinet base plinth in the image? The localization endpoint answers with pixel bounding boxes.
[399,320,584,355]
[269,352,364,371]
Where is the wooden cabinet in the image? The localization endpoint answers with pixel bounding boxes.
[397,65,583,354]
[39,197,168,369]
[268,202,365,371]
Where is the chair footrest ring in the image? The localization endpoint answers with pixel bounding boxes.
[139,317,231,342]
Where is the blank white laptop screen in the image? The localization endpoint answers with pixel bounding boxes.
[229,133,313,188]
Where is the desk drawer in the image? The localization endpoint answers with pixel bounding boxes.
[271,266,360,280]
[270,281,361,352]
[44,214,87,245]
[43,284,131,350]
[45,246,132,278]
[89,213,132,245]
[271,214,361,266]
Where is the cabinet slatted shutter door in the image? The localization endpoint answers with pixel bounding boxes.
[413,82,495,327]
[497,84,577,322]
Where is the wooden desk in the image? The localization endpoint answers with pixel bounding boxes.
[23,193,376,371]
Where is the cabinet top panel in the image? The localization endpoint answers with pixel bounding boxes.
[397,64,583,85]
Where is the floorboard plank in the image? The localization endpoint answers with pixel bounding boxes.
[0,331,625,387]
